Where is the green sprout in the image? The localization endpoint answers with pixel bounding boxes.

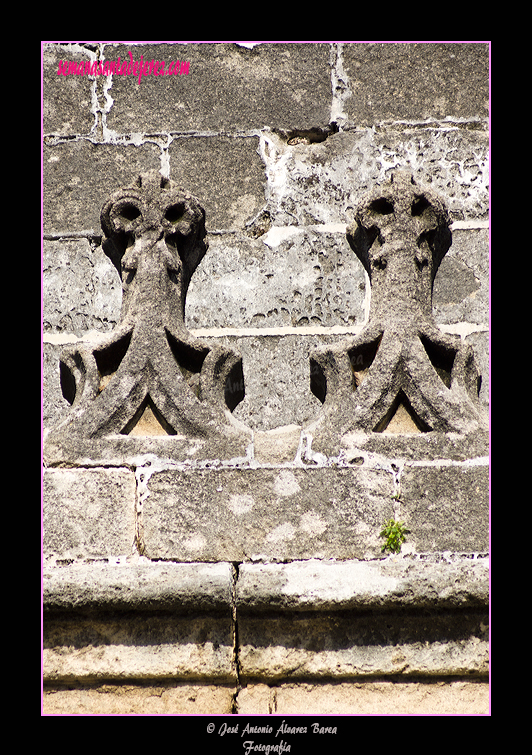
[380,519,409,554]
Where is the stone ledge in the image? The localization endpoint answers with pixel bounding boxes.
[236,555,489,612]
[43,561,234,613]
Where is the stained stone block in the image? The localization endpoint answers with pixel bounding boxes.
[432,228,489,327]
[43,141,161,234]
[44,612,235,683]
[142,467,395,562]
[235,680,490,715]
[43,683,236,715]
[42,44,96,136]
[168,136,266,231]
[43,239,121,336]
[238,610,488,681]
[186,230,366,330]
[43,562,236,683]
[399,464,489,553]
[104,42,332,133]
[237,558,489,682]
[43,468,136,561]
[260,128,489,226]
[340,43,489,125]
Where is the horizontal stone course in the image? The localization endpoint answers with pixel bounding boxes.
[42,556,489,684]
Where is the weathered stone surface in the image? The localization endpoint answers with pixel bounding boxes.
[43,682,236,715]
[341,43,489,126]
[168,136,265,231]
[43,612,235,682]
[236,680,489,715]
[43,141,161,234]
[43,239,121,336]
[260,127,489,227]
[43,561,233,613]
[42,561,236,684]
[43,468,136,561]
[433,227,489,326]
[399,464,489,552]
[237,556,489,612]
[186,230,366,329]
[142,467,394,562]
[42,44,96,136]
[238,610,488,680]
[104,42,332,133]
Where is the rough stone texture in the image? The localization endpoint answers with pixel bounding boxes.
[168,136,265,231]
[238,610,487,680]
[340,43,489,125]
[237,556,489,613]
[399,464,489,552]
[142,467,395,562]
[43,561,234,612]
[186,230,367,330]
[104,42,332,133]
[236,680,489,715]
[236,556,488,681]
[43,683,235,715]
[43,141,161,235]
[43,468,136,562]
[260,128,489,226]
[42,44,96,136]
[43,238,121,335]
[44,612,235,683]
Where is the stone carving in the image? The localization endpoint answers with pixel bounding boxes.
[44,171,251,464]
[307,171,487,455]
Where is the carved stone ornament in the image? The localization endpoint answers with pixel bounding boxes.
[306,171,488,458]
[44,171,252,465]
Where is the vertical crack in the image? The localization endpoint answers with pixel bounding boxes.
[230,561,241,714]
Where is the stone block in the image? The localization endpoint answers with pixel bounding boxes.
[142,467,394,562]
[238,610,488,681]
[236,680,489,715]
[227,334,333,432]
[43,141,161,234]
[186,230,366,330]
[43,562,236,685]
[236,556,489,613]
[43,682,236,715]
[104,42,332,133]
[43,561,234,613]
[260,127,488,226]
[42,44,96,136]
[43,468,136,561]
[399,463,489,553]
[433,228,489,327]
[42,239,121,336]
[43,612,235,683]
[168,136,265,231]
[341,43,489,126]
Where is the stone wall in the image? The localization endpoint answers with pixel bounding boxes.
[42,42,490,717]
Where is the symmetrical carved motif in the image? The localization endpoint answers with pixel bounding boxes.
[45,171,251,463]
[307,171,487,449]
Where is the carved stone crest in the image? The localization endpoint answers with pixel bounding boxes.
[306,171,487,457]
[44,171,252,465]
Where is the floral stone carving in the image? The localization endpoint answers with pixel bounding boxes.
[306,171,487,458]
[44,171,252,464]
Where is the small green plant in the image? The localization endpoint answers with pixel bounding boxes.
[380,519,409,554]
